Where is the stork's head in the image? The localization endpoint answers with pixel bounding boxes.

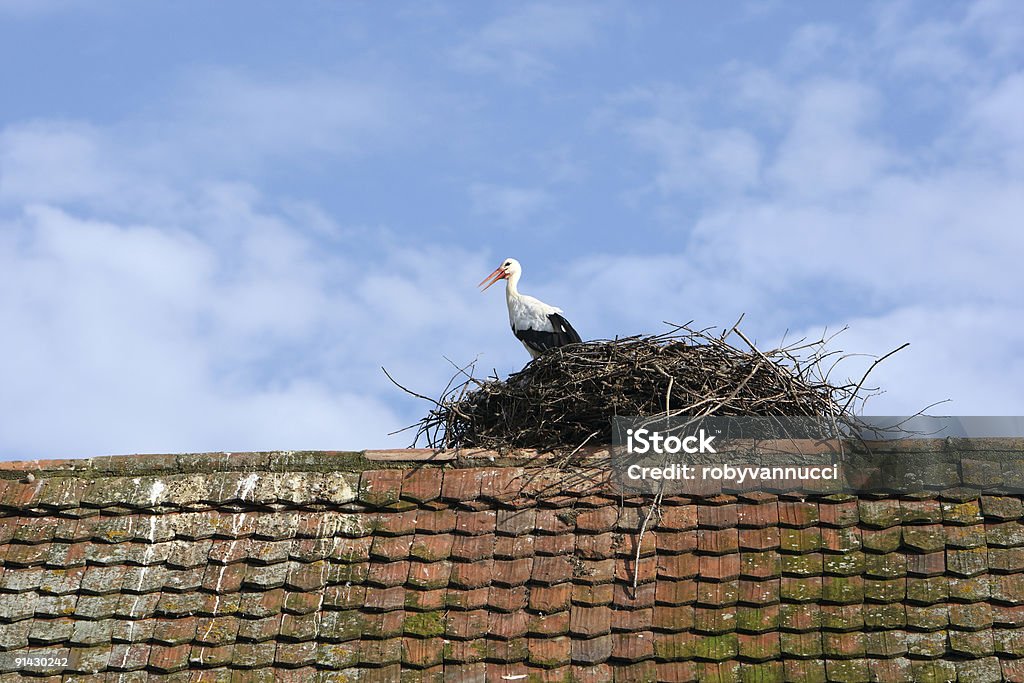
[479,257,521,291]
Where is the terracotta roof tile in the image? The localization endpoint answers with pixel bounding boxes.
[613,582,656,610]
[571,633,613,664]
[777,605,818,634]
[415,509,456,534]
[450,534,493,562]
[445,586,488,610]
[495,508,536,536]
[535,533,574,556]
[532,508,572,535]
[658,505,697,531]
[450,558,494,589]
[697,528,739,555]
[488,585,528,613]
[400,468,443,504]
[9,447,1024,678]
[359,470,404,508]
[656,529,697,554]
[439,469,482,502]
[575,507,617,533]
[493,534,534,559]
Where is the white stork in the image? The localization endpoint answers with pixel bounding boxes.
[479,257,582,359]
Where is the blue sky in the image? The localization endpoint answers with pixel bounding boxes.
[1,1,1022,459]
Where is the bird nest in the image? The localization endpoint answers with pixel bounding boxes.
[391,322,905,455]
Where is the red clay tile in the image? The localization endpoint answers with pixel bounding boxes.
[445,587,489,610]
[365,560,410,589]
[489,611,530,640]
[440,468,483,502]
[947,523,987,548]
[441,558,492,591]
[480,467,527,501]
[992,547,1024,573]
[359,637,403,666]
[333,536,372,563]
[654,552,697,581]
[407,559,451,590]
[570,584,611,609]
[778,501,819,528]
[697,528,739,555]
[528,635,571,668]
[534,509,575,535]
[364,586,406,612]
[400,468,443,504]
[573,558,614,585]
[323,584,365,611]
[415,509,456,534]
[614,556,657,585]
[737,631,780,661]
[523,583,569,614]
[532,555,573,585]
[148,643,191,673]
[818,498,859,527]
[659,505,697,531]
[993,574,1024,604]
[495,508,536,536]
[737,502,779,529]
[359,470,404,508]
[405,587,445,613]
[698,504,738,529]
[611,630,654,662]
[611,607,652,632]
[567,634,612,666]
[653,661,698,683]
[401,636,443,669]
[614,582,656,610]
[570,604,611,637]
[616,529,657,559]
[737,526,781,551]
[656,530,697,554]
[494,534,535,559]
[575,507,617,533]
[656,579,697,606]
[575,533,613,560]
[491,557,533,587]
[370,534,413,561]
[450,534,494,562]
[535,533,574,556]
[819,526,861,553]
[454,510,496,536]
[699,554,740,582]
[443,609,488,640]
[489,585,528,613]
[738,578,780,605]
[652,603,694,633]
[409,532,453,563]
[443,638,486,663]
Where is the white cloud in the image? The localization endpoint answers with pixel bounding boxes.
[0,187,504,459]
[172,69,411,165]
[469,182,552,226]
[964,71,1024,174]
[767,80,892,197]
[451,3,606,82]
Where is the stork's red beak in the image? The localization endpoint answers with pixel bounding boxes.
[479,266,506,291]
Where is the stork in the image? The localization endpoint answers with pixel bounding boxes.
[479,257,582,359]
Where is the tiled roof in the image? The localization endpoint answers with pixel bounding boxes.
[1,443,1024,681]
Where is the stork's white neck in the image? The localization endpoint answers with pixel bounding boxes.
[505,269,522,300]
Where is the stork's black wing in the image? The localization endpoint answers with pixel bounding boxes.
[514,313,582,355]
